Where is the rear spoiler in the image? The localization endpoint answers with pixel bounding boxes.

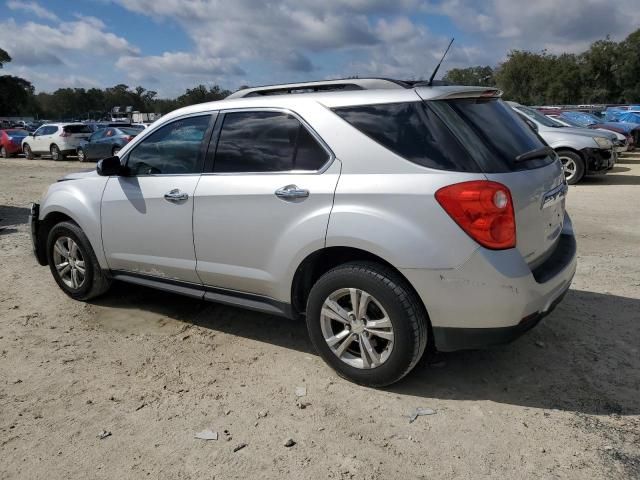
[416,87,503,101]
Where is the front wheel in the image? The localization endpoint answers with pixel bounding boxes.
[306,262,428,387]
[0,146,7,158]
[23,143,34,160]
[46,221,111,301]
[557,150,585,185]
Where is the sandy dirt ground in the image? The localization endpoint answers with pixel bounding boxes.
[1,154,639,479]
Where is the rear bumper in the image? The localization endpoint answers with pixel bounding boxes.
[401,215,577,352]
[581,147,615,174]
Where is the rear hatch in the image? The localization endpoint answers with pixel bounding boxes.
[416,89,567,268]
[63,124,92,141]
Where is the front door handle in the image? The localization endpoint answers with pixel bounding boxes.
[164,188,189,203]
[275,184,309,201]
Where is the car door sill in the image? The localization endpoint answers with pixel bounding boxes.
[110,271,295,319]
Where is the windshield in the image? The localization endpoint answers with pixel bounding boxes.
[563,111,598,126]
[117,127,140,135]
[515,105,564,127]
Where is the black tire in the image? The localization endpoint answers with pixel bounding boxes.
[46,221,111,301]
[306,261,428,387]
[23,143,34,160]
[557,149,585,185]
[0,146,7,158]
[77,148,87,162]
[50,144,65,161]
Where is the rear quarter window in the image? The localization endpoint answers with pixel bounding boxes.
[333,102,478,172]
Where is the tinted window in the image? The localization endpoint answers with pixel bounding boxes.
[126,115,210,175]
[90,130,106,142]
[334,102,476,172]
[213,111,328,173]
[431,98,552,171]
[64,124,92,134]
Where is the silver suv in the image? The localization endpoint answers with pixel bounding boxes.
[29,79,577,386]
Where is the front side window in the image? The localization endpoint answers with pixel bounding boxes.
[126,115,211,175]
[213,111,329,173]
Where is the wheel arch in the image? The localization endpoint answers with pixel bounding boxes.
[291,246,430,323]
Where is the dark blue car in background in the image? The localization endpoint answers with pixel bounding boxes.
[76,126,141,162]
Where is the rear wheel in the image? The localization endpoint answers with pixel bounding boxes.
[77,148,87,162]
[0,146,7,158]
[46,221,111,301]
[306,262,428,387]
[50,144,65,161]
[23,143,34,159]
[557,150,585,185]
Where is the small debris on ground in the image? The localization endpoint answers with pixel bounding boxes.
[295,386,307,398]
[296,400,311,409]
[194,429,218,441]
[135,403,146,411]
[407,407,436,423]
[97,430,112,440]
[284,438,296,447]
[224,409,231,416]
[233,443,247,452]
[257,410,268,418]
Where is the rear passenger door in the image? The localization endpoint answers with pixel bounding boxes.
[193,109,340,302]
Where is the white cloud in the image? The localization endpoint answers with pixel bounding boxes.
[6,0,58,21]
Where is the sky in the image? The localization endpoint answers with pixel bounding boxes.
[1,0,639,98]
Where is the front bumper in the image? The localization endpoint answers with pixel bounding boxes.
[401,216,577,352]
[29,203,47,266]
[581,147,615,174]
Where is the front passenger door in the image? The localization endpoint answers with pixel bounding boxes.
[101,114,215,282]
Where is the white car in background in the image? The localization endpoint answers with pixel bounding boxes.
[22,123,93,161]
[547,115,629,153]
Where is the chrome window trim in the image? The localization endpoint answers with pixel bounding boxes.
[204,106,336,176]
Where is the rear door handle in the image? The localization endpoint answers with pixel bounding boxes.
[164,188,189,203]
[275,184,309,201]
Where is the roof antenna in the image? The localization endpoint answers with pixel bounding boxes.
[427,37,454,87]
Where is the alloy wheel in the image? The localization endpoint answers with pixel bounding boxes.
[52,236,86,289]
[77,149,85,162]
[559,156,577,182]
[51,145,60,161]
[320,288,394,369]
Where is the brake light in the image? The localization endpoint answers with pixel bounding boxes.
[124,135,134,143]
[435,181,516,249]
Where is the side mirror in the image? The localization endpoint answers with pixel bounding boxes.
[97,156,122,176]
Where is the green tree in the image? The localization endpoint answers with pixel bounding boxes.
[443,66,496,86]
[0,48,11,69]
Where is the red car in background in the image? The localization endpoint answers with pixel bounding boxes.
[0,129,30,158]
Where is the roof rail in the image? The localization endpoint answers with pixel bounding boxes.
[226,78,409,99]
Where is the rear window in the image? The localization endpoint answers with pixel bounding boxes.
[64,124,92,134]
[6,129,28,135]
[334,98,553,173]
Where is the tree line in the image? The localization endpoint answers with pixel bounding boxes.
[444,29,640,105]
[0,48,232,119]
[1,27,639,118]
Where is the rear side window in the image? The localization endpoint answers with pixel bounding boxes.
[64,124,92,134]
[333,102,477,172]
[213,111,329,173]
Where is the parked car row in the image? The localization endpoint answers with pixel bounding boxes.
[510,103,622,184]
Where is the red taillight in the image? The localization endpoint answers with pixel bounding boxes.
[124,135,134,143]
[435,180,516,250]
[60,131,71,137]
